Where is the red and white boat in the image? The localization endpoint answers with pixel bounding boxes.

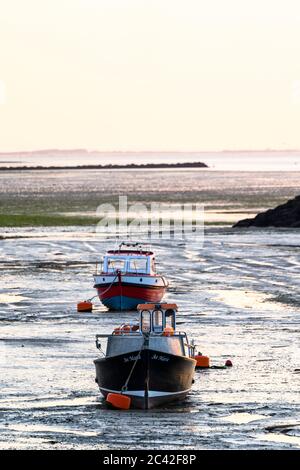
[94,242,169,311]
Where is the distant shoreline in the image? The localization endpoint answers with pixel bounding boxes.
[0,161,208,171]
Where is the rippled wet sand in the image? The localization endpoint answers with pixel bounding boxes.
[0,228,299,449]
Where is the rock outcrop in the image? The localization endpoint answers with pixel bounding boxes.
[233,195,300,228]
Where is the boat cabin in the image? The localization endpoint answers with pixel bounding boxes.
[138,303,177,334]
[102,242,156,275]
[96,303,195,359]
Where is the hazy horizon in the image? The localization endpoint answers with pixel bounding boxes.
[1,148,300,172]
[1,148,300,156]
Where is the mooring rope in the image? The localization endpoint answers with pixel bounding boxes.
[94,273,119,298]
[121,335,147,393]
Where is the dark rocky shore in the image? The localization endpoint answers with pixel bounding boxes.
[233,195,300,228]
[0,161,207,171]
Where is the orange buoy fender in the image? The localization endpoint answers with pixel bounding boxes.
[195,355,210,368]
[106,393,131,410]
[113,325,129,335]
[113,324,137,335]
[122,325,131,333]
[162,326,174,337]
[77,301,93,312]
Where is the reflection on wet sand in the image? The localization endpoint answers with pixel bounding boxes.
[210,289,283,311]
[221,412,266,424]
[0,294,29,304]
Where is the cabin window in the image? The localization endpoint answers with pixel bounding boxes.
[165,309,176,330]
[141,310,151,332]
[151,259,156,272]
[107,258,125,272]
[152,309,163,333]
[128,258,148,273]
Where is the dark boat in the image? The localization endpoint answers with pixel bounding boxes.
[94,303,196,409]
[93,242,168,311]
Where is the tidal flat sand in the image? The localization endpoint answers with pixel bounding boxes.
[0,166,299,449]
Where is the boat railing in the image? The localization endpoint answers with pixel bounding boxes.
[96,331,188,339]
[118,241,152,253]
[96,333,141,339]
[94,260,103,276]
[179,331,196,358]
[95,332,143,352]
[96,331,196,359]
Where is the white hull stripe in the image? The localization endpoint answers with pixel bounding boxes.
[100,387,191,397]
[94,275,167,287]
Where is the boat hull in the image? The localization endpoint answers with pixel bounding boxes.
[97,294,150,311]
[94,275,167,311]
[94,349,196,409]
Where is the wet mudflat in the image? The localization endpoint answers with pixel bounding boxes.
[1,168,300,220]
[0,228,299,449]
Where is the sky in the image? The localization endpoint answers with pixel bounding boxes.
[0,0,300,152]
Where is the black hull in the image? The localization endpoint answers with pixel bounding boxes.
[94,349,196,410]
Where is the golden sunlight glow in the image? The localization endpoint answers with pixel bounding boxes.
[0,0,300,151]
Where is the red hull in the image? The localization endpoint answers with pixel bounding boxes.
[98,284,166,303]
